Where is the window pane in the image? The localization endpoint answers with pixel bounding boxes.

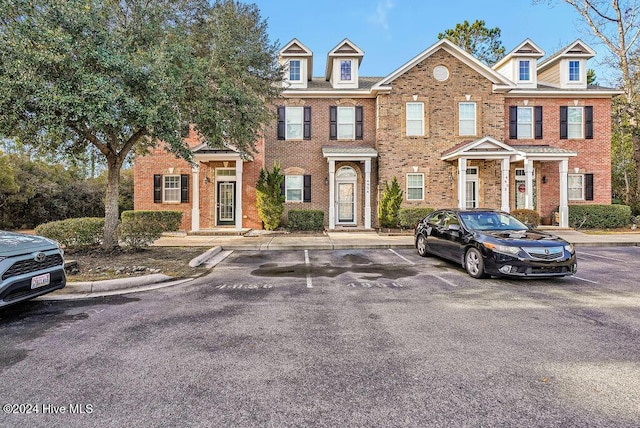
[459,103,475,136]
[569,61,580,81]
[519,60,530,81]
[286,175,303,202]
[517,107,532,138]
[568,107,583,138]
[407,174,424,200]
[406,103,424,136]
[568,174,583,200]
[337,107,355,139]
[289,60,300,81]
[164,176,180,202]
[340,60,351,80]
[407,188,423,200]
[286,107,303,139]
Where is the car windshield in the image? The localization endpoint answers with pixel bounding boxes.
[459,212,528,231]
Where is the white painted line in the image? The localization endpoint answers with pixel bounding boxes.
[389,248,415,265]
[304,250,313,288]
[572,275,599,284]
[431,273,458,287]
[577,251,626,263]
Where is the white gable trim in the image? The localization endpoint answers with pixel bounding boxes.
[493,38,545,70]
[538,39,596,71]
[373,39,515,90]
[441,137,518,161]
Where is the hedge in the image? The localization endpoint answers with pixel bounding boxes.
[119,210,183,248]
[568,204,632,229]
[35,217,105,249]
[510,209,541,227]
[398,207,435,229]
[287,210,324,231]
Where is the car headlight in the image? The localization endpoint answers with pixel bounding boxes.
[483,242,521,255]
[564,243,574,253]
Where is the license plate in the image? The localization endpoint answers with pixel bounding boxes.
[31,273,50,289]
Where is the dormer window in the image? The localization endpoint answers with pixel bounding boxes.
[289,60,301,81]
[340,60,352,81]
[519,60,530,81]
[569,60,580,81]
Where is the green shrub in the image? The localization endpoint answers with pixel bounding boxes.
[35,217,105,249]
[568,204,632,229]
[288,210,324,231]
[119,210,182,249]
[379,178,403,228]
[256,164,285,230]
[510,209,541,227]
[398,207,434,229]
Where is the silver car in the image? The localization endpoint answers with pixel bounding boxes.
[0,231,66,308]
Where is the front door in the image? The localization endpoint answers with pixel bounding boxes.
[337,182,355,223]
[515,168,537,209]
[216,182,235,226]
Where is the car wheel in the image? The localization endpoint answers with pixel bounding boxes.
[465,247,487,279]
[416,234,430,257]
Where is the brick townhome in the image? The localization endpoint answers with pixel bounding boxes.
[134,37,620,231]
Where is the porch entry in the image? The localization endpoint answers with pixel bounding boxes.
[335,166,357,225]
[514,168,536,210]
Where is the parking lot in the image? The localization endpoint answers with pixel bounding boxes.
[1,246,640,427]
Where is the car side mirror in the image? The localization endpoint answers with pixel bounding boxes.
[525,222,534,230]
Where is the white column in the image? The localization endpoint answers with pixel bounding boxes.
[524,158,534,210]
[328,159,336,230]
[501,157,510,212]
[559,160,569,228]
[457,158,467,210]
[191,164,200,232]
[235,159,243,231]
[364,158,372,229]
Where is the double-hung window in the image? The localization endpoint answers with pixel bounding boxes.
[568,107,583,139]
[459,102,476,136]
[289,60,301,82]
[406,173,424,201]
[568,174,584,200]
[569,61,580,82]
[337,106,355,139]
[285,175,303,202]
[163,176,181,203]
[340,60,352,81]
[406,102,424,136]
[285,107,303,140]
[517,107,533,139]
[519,60,530,81]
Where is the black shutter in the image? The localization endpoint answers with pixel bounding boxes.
[180,174,189,203]
[303,106,311,140]
[280,179,286,198]
[355,106,363,140]
[509,106,518,139]
[535,106,543,139]
[277,106,285,140]
[153,175,162,203]
[329,106,337,140]
[560,106,568,139]
[585,106,593,139]
[303,175,311,202]
[585,173,594,201]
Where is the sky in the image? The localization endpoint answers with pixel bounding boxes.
[250,0,618,86]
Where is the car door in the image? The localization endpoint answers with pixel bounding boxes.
[424,211,448,257]
[438,211,464,261]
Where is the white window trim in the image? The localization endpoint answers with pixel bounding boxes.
[406,173,425,201]
[288,59,301,82]
[518,60,530,82]
[340,60,352,82]
[517,106,534,139]
[163,175,181,203]
[459,102,476,136]
[285,106,303,140]
[465,167,478,209]
[568,173,585,200]
[568,60,581,82]
[337,106,355,140]
[406,102,425,136]
[567,106,584,139]
[285,175,304,202]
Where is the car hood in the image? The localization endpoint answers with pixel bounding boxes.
[480,229,567,246]
[0,231,59,257]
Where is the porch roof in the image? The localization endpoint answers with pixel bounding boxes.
[191,143,253,161]
[441,137,577,162]
[322,146,378,159]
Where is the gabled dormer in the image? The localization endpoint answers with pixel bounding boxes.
[538,40,596,89]
[325,39,364,89]
[279,39,313,89]
[493,39,545,89]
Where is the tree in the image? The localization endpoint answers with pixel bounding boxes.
[256,164,285,230]
[537,0,640,210]
[378,178,403,228]
[0,0,282,248]
[437,20,506,65]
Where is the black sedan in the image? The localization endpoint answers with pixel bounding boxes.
[414,209,577,279]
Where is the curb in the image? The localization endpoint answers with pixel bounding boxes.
[63,273,172,294]
[189,246,223,267]
[39,277,195,301]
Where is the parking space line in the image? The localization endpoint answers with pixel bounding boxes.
[572,275,599,284]
[389,249,415,265]
[304,250,313,288]
[430,273,458,287]
[577,251,626,263]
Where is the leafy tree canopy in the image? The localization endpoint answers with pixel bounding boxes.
[0,0,283,247]
[437,19,506,65]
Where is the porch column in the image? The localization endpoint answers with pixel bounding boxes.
[235,159,243,231]
[524,158,534,209]
[457,157,467,210]
[328,159,336,230]
[501,157,510,212]
[364,158,372,229]
[559,159,569,227]
[191,164,200,232]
